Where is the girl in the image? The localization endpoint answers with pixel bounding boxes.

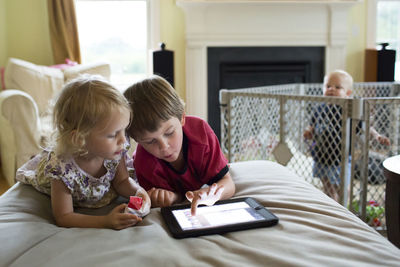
[16,75,150,230]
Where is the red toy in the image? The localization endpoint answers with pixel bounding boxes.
[128,196,143,210]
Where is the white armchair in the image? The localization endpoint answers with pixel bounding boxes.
[0,58,111,186]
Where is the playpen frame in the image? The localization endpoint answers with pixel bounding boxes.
[220,82,400,233]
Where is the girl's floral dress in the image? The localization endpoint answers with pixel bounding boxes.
[16,141,131,208]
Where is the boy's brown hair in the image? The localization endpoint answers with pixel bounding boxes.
[124,75,185,140]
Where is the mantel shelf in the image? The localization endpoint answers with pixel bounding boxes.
[177,0,361,5]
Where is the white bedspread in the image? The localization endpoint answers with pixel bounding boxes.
[0,160,399,266]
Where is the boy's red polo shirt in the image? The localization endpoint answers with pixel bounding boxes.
[133,116,229,195]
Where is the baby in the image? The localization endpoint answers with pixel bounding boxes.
[303,70,390,201]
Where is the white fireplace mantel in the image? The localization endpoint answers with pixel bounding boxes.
[177,0,361,120]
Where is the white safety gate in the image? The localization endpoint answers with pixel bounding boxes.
[220,82,400,234]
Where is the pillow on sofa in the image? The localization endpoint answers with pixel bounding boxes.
[4,58,64,115]
[63,61,111,82]
[49,58,78,70]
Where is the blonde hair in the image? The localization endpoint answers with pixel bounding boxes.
[124,75,185,139]
[324,70,354,92]
[52,75,131,156]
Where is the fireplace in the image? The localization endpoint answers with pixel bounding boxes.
[208,46,325,137]
[177,0,358,136]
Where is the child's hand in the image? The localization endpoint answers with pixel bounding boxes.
[135,187,151,216]
[376,134,390,146]
[106,203,142,230]
[303,129,313,140]
[186,183,225,216]
[148,187,180,208]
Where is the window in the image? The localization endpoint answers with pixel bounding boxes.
[76,0,148,91]
[376,0,400,81]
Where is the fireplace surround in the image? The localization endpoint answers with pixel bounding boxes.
[207,46,325,137]
[177,0,359,124]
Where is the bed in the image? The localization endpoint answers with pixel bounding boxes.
[1,160,399,266]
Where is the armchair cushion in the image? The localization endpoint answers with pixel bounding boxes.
[4,58,64,115]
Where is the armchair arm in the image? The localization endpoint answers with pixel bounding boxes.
[0,90,41,186]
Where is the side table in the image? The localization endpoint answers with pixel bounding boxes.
[383,155,400,248]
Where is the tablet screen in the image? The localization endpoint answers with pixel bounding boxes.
[172,201,265,230]
[161,197,279,238]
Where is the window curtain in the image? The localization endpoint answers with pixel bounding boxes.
[47,0,81,64]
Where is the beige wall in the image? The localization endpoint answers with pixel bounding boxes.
[346,0,367,82]
[0,0,7,66]
[160,0,186,100]
[5,0,53,66]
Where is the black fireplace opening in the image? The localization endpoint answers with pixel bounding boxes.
[207,46,325,140]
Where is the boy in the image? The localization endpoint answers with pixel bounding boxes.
[303,70,390,201]
[124,75,235,215]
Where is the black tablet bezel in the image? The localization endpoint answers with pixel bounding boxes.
[161,197,279,239]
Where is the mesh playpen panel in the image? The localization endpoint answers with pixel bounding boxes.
[220,82,400,234]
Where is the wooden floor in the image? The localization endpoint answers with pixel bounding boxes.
[0,169,11,195]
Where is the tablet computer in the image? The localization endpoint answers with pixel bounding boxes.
[161,197,279,239]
